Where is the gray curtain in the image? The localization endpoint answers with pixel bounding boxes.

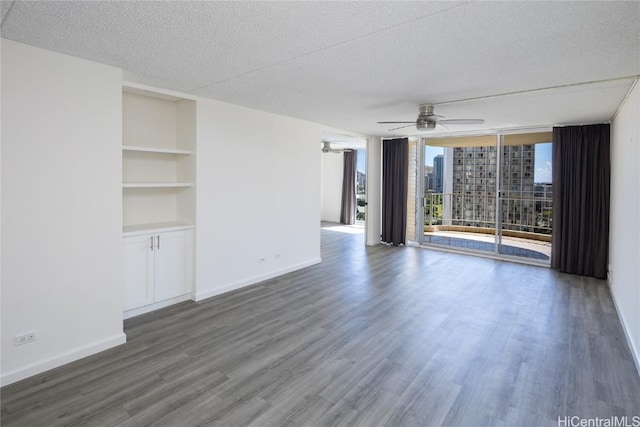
[382,138,408,245]
[551,124,610,279]
[340,150,357,225]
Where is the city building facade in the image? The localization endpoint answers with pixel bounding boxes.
[449,144,537,232]
[433,154,444,193]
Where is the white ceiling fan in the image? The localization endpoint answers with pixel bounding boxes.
[321,140,350,153]
[378,104,484,131]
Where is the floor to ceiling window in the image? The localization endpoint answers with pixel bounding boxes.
[356,149,366,223]
[418,132,553,264]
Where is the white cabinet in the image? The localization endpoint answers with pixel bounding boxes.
[123,228,193,315]
[123,234,155,310]
[154,230,191,301]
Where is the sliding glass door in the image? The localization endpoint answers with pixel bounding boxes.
[419,132,552,264]
[497,136,552,261]
[356,149,366,223]
[422,137,498,255]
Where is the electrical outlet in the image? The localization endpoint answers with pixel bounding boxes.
[15,331,37,346]
[258,256,266,263]
[274,252,281,259]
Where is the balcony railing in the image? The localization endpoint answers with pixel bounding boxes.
[423,192,552,238]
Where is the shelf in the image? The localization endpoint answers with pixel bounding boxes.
[123,221,194,237]
[122,88,196,237]
[123,145,193,155]
[123,182,194,188]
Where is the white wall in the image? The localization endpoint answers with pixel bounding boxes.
[320,151,344,222]
[610,81,640,371]
[1,40,125,385]
[194,98,322,300]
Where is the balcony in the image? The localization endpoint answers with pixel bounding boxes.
[422,192,552,261]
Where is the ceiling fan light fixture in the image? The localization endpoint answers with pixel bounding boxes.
[416,117,436,130]
[321,140,346,153]
[321,141,333,153]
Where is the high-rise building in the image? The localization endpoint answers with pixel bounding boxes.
[424,166,434,191]
[534,183,553,199]
[357,171,366,192]
[451,145,535,232]
[533,183,553,234]
[433,155,444,193]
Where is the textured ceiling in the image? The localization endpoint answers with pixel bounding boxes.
[2,1,639,139]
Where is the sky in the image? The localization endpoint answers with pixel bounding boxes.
[534,142,552,183]
[357,149,366,173]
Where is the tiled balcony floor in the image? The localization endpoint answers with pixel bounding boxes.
[424,230,551,261]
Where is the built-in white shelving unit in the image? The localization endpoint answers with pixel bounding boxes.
[122,83,197,316]
[122,84,196,231]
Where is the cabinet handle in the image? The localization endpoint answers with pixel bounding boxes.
[157,235,160,250]
[150,236,154,251]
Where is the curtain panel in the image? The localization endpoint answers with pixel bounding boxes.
[340,150,357,225]
[551,124,610,279]
[382,138,409,245]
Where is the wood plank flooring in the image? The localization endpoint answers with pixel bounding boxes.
[2,223,639,426]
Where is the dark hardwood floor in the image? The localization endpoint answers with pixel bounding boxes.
[2,223,639,426]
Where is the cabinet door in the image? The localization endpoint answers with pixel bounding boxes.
[154,230,192,302]
[123,234,155,311]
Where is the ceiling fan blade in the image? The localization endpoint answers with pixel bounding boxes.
[377,121,416,124]
[438,119,485,125]
[387,123,417,131]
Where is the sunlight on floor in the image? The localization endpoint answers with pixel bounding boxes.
[321,223,365,234]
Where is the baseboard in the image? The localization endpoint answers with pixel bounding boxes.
[194,257,322,302]
[124,293,193,319]
[0,333,127,387]
[608,280,640,377]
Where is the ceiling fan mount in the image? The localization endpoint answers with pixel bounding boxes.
[378,104,484,132]
[416,104,438,130]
